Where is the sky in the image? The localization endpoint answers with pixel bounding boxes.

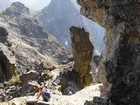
[9,0,79,11]
[10,0,51,10]
[10,0,51,6]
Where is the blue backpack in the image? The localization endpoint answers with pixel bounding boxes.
[44,90,51,98]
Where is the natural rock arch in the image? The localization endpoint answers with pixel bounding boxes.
[77,0,140,104]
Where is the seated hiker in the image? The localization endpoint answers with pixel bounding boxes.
[36,85,51,102]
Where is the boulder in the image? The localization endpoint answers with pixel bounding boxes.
[19,70,39,83]
[93,55,101,66]
[0,27,8,37]
[20,81,38,96]
[40,60,56,71]
[0,27,8,46]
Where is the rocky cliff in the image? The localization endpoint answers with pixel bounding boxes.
[70,26,94,88]
[77,0,140,105]
[0,2,67,75]
[0,27,16,81]
[0,2,70,101]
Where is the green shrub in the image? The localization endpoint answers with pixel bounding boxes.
[8,75,22,85]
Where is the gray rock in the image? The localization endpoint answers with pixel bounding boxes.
[3,82,10,87]
[0,95,4,102]
[10,86,16,91]
[40,70,53,80]
[0,83,3,88]
[84,97,109,105]
[6,89,11,94]
[84,101,94,105]
[93,55,101,66]
[41,60,56,71]
[0,89,4,94]
[0,44,16,81]
[70,26,94,87]
[0,2,68,75]
[78,0,140,104]
[19,70,39,83]
[0,27,8,37]
[20,82,38,96]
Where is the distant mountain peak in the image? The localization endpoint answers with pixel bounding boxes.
[3,2,30,17]
[11,2,25,8]
[38,0,85,49]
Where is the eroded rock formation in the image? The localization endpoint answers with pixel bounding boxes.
[70,26,93,87]
[77,0,140,104]
[38,0,85,49]
[38,0,105,53]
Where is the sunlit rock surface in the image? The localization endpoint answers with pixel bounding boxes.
[70,26,94,87]
[77,0,140,104]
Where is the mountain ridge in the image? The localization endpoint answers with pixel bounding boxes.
[38,0,85,50]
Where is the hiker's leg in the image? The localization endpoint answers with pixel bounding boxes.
[43,96,49,102]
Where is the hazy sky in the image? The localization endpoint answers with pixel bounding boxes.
[10,0,51,10]
[10,0,51,6]
[10,0,79,11]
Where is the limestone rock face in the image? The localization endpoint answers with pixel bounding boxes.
[70,26,93,87]
[77,0,140,104]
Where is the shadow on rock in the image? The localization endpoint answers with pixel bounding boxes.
[36,101,49,105]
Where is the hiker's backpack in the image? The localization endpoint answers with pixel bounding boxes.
[44,90,51,98]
